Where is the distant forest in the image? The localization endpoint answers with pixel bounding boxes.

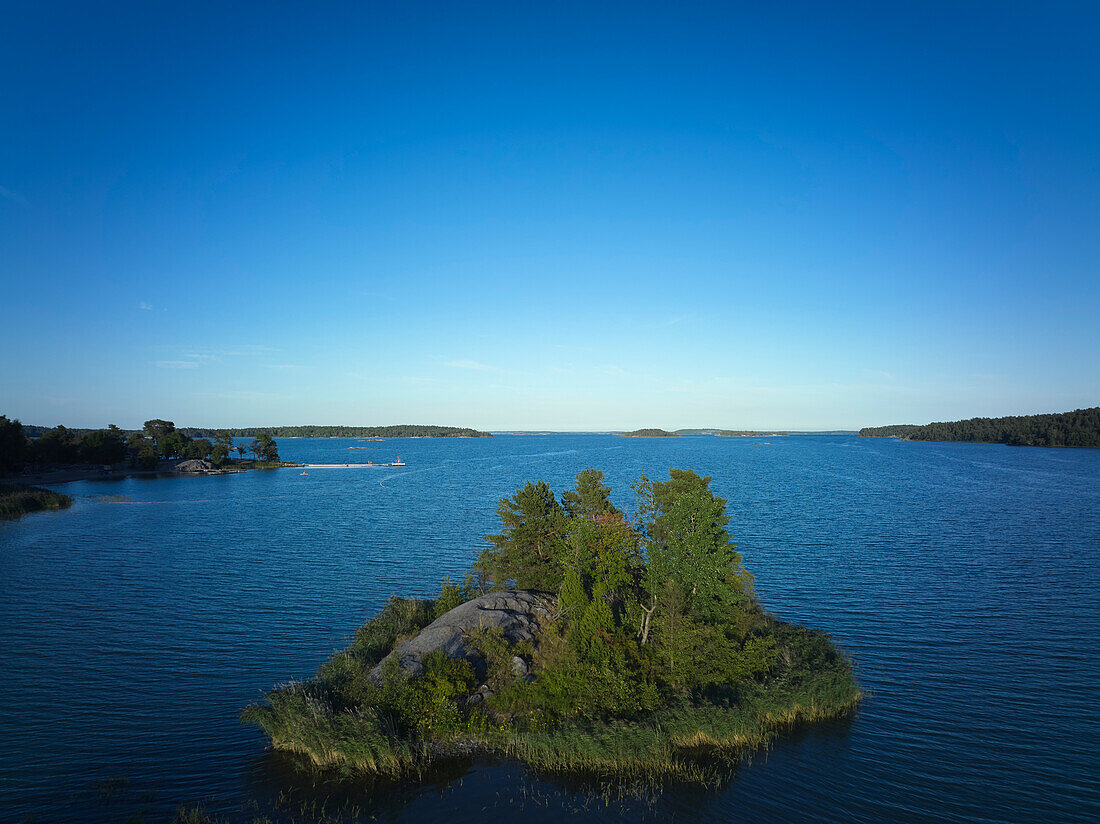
[859,408,1100,448]
[621,429,678,437]
[19,424,490,440]
[675,429,782,436]
[179,425,491,439]
[0,417,280,472]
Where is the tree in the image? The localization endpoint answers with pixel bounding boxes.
[30,426,78,464]
[133,445,159,469]
[250,432,279,462]
[0,415,26,474]
[633,469,754,643]
[160,430,191,459]
[184,438,213,461]
[561,468,619,519]
[476,481,569,591]
[79,425,127,465]
[143,419,175,449]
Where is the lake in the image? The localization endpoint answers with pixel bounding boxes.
[1,434,1097,823]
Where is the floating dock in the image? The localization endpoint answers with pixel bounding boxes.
[304,460,406,468]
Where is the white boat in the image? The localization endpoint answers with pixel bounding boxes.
[391,456,406,467]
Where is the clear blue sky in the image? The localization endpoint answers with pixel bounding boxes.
[2,1,1097,431]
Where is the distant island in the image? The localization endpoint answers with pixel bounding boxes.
[859,407,1100,448]
[675,428,782,436]
[711,430,787,437]
[621,428,678,437]
[181,425,491,439]
[243,468,861,783]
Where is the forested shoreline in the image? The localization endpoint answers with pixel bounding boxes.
[183,425,490,439]
[0,416,281,473]
[859,408,1099,448]
[17,423,489,440]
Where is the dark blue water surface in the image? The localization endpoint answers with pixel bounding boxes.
[2,435,1098,823]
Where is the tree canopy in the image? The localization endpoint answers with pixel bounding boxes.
[860,407,1100,448]
[0,414,281,471]
[473,467,763,693]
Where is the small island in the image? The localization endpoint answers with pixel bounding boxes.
[621,428,679,437]
[0,482,72,520]
[243,469,861,783]
[676,429,789,437]
[859,407,1100,448]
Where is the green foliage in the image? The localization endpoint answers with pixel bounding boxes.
[348,597,434,666]
[143,418,175,446]
[182,424,491,438]
[558,567,589,619]
[467,626,522,692]
[132,445,159,469]
[249,432,280,462]
[635,469,754,625]
[431,574,478,619]
[78,425,127,464]
[621,428,678,437]
[0,415,26,473]
[563,514,642,606]
[859,407,1100,448]
[0,482,72,520]
[376,651,475,736]
[245,467,862,784]
[561,468,619,518]
[476,481,568,591]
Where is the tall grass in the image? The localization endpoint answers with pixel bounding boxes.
[0,482,72,520]
[243,607,862,785]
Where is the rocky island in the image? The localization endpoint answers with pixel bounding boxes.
[244,469,861,784]
[620,428,678,437]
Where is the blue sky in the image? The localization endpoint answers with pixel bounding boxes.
[2,1,1097,430]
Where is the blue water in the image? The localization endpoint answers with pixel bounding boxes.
[1,435,1098,823]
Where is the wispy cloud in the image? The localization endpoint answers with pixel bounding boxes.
[155,360,200,369]
[0,185,28,206]
[194,390,292,401]
[139,301,154,311]
[261,363,306,370]
[599,365,630,378]
[446,359,494,371]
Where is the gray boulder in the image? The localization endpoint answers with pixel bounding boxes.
[369,590,554,682]
[174,459,215,473]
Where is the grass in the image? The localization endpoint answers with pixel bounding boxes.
[245,677,861,785]
[242,600,862,786]
[0,482,72,520]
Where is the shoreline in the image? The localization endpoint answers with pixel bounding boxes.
[8,460,302,486]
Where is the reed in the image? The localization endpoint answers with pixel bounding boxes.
[243,637,861,784]
[0,482,72,520]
